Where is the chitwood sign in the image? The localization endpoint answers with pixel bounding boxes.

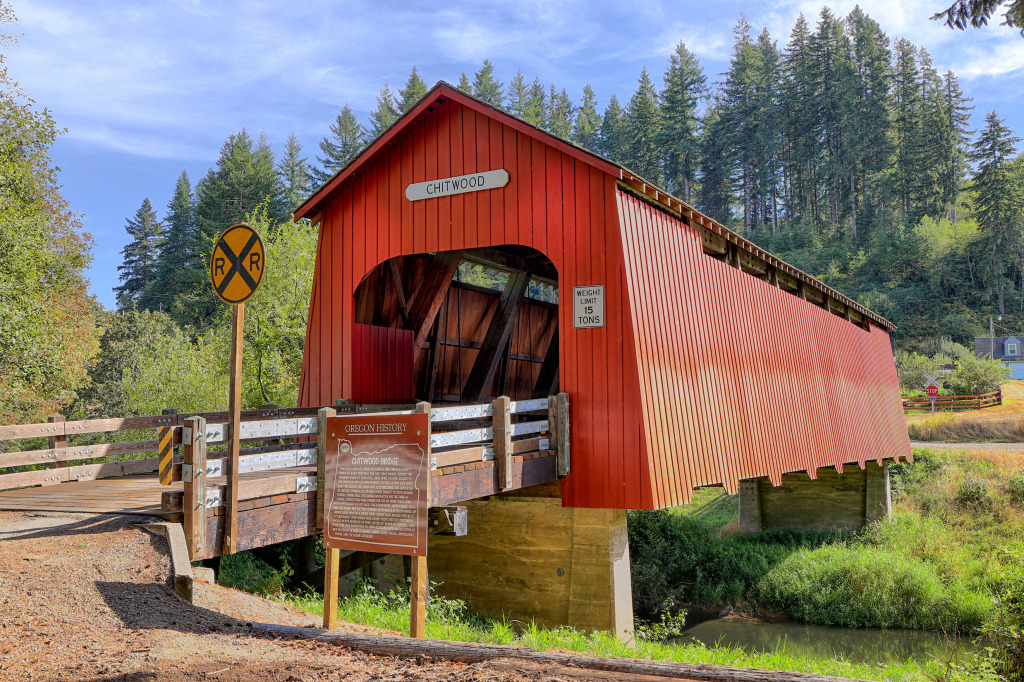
[405,169,509,201]
[323,413,430,556]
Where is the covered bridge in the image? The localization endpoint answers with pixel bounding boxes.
[294,83,911,634]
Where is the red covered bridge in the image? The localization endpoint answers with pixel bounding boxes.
[295,82,911,510]
[293,83,910,635]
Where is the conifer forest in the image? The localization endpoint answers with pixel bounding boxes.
[4,5,1024,423]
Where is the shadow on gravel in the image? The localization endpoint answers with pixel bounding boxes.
[96,581,255,636]
[0,512,161,542]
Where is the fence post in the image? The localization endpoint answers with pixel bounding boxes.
[555,393,570,477]
[183,416,207,559]
[47,415,67,481]
[158,408,177,485]
[492,396,512,491]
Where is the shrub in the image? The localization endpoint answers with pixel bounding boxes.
[757,545,991,631]
[955,477,991,509]
[1007,473,1024,505]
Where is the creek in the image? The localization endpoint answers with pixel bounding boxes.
[674,616,974,665]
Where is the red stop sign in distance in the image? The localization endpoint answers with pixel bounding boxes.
[926,385,939,398]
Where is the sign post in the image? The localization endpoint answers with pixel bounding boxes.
[209,222,265,555]
[923,372,940,416]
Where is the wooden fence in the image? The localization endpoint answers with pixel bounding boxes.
[902,390,1002,412]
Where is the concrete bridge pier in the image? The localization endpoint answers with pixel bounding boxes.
[739,461,891,533]
[427,482,634,638]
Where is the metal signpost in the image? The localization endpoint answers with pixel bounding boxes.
[209,222,265,555]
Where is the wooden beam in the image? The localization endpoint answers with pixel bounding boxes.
[531,327,559,398]
[461,271,531,403]
[388,258,411,327]
[460,247,558,284]
[555,393,570,478]
[429,506,468,536]
[410,251,463,350]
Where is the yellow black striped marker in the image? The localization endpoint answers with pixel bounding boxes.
[158,424,174,484]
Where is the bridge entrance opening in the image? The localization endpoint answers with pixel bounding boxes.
[351,245,559,406]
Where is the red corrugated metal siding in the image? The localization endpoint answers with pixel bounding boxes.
[350,323,414,404]
[298,97,646,509]
[297,89,910,511]
[616,190,911,506]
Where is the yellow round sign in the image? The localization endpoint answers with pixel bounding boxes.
[209,223,265,304]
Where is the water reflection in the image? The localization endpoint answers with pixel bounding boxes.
[674,617,973,665]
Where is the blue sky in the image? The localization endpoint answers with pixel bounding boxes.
[6,0,1024,310]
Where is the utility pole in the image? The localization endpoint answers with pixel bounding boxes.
[992,316,995,358]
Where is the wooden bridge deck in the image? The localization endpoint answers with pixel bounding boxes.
[0,473,172,517]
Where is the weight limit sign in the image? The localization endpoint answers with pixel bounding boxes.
[210,223,265,305]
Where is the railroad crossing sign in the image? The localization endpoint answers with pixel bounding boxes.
[210,223,265,305]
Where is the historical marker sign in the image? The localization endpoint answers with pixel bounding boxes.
[323,413,430,556]
[573,285,605,328]
[210,223,265,305]
[405,169,509,201]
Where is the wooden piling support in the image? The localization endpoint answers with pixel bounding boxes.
[323,546,340,630]
[47,415,67,478]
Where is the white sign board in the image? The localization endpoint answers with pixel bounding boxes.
[405,169,509,201]
[573,285,605,329]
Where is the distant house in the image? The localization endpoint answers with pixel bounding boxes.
[974,335,1024,378]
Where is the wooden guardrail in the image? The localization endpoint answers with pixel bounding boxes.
[0,402,406,492]
[902,390,1002,411]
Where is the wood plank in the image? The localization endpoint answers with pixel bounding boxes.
[62,414,177,435]
[532,327,559,398]
[316,407,336,532]
[461,271,531,402]
[64,457,160,483]
[198,496,316,560]
[0,421,66,442]
[556,393,570,478]
[388,258,411,327]
[431,454,557,506]
[49,415,68,471]
[0,448,65,468]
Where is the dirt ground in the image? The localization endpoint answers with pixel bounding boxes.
[0,511,679,682]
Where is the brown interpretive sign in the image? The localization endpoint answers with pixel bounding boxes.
[323,413,430,556]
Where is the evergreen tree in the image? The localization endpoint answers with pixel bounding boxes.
[457,72,472,93]
[546,85,574,139]
[114,198,165,309]
[752,28,784,233]
[892,38,923,219]
[278,133,311,211]
[472,60,504,107]
[369,82,401,137]
[188,130,286,326]
[939,70,974,218]
[659,40,707,203]
[970,111,1023,315]
[781,13,819,221]
[598,94,628,163]
[722,16,760,234]
[398,66,428,112]
[844,7,893,237]
[505,69,529,118]
[697,96,735,222]
[140,171,193,312]
[572,85,601,152]
[521,78,546,126]
[624,67,662,184]
[312,105,368,185]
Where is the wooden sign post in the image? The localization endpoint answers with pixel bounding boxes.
[209,222,265,555]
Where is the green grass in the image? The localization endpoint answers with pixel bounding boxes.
[273,580,946,682]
